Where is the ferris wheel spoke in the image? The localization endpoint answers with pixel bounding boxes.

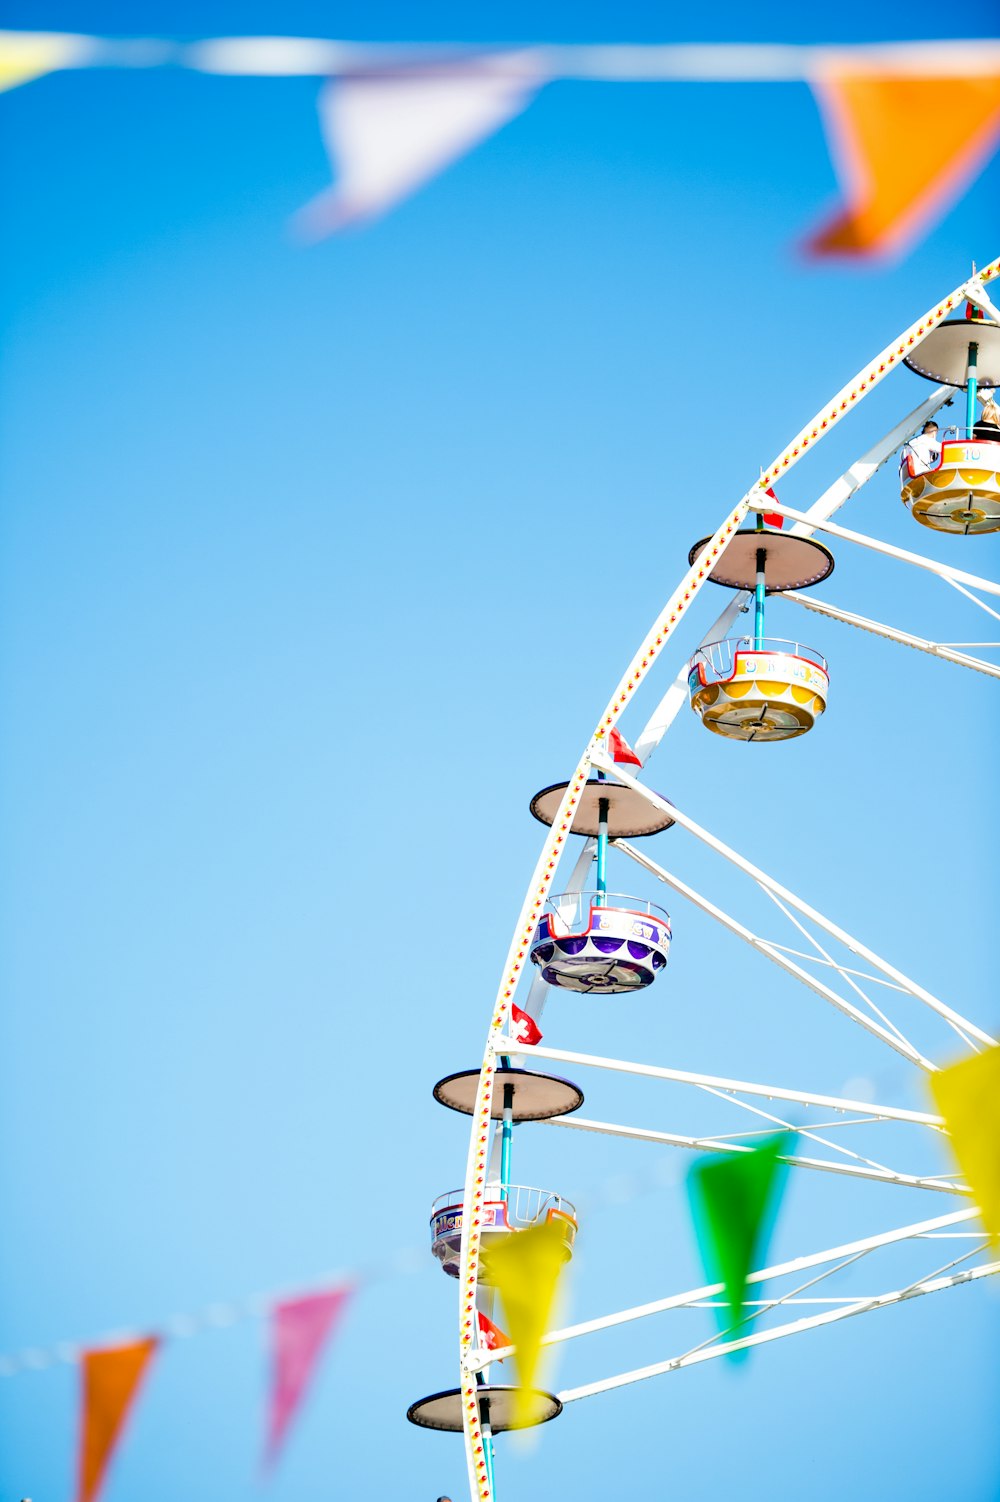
[541,1114,962,1193]
[498,1038,941,1126]
[555,1254,999,1403]
[756,884,936,1054]
[599,760,996,1053]
[756,501,1000,599]
[940,574,1000,623]
[614,837,934,1066]
[784,590,1000,678]
[690,1080,909,1175]
[464,1205,983,1376]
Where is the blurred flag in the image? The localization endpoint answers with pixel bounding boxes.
[265,1285,354,1470]
[78,1337,158,1502]
[485,1217,566,1426]
[296,52,546,237]
[608,728,643,767]
[930,1047,1000,1243]
[687,1133,793,1355]
[0,29,96,91]
[477,1309,510,1354]
[510,1002,542,1046]
[806,67,1000,257]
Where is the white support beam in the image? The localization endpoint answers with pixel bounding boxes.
[557,1258,999,1402]
[464,1206,980,1371]
[787,386,954,538]
[750,501,1000,598]
[494,1038,942,1126]
[593,757,997,1051]
[615,837,932,1065]
[543,1113,964,1193]
[784,589,1000,678]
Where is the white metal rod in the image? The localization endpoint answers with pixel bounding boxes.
[556,1259,999,1402]
[758,882,941,1053]
[597,758,997,1050]
[543,1114,963,1192]
[751,501,1000,598]
[784,589,1000,679]
[464,1206,979,1370]
[941,574,1000,624]
[762,942,909,991]
[495,1039,942,1126]
[612,839,933,1067]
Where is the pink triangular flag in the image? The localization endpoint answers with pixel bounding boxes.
[264,1285,353,1469]
[295,52,545,237]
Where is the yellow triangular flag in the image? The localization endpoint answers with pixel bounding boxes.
[0,31,95,93]
[930,1045,1000,1243]
[483,1217,566,1429]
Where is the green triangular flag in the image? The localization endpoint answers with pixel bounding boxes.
[687,1132,794,1357]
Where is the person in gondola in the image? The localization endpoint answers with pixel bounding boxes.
[899,419,940,480]
[975,389,1000,438]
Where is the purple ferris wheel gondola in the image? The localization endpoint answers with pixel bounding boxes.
[529,892,671,994]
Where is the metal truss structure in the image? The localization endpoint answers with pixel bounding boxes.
[437,258,1000,1501]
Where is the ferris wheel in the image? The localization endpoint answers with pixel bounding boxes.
[407,257,1000,1501]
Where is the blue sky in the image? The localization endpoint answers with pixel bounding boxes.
[1,4,999,1500]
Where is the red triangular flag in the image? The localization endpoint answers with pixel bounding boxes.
[762,486,784,529]
[477,1310,510,1355]
[265,1286,353,1470]
[806,68,1000,258]
[510,1002,542,1046]
[608,728,643,767]
[78,1337,158,1502]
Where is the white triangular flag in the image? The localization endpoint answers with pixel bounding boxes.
[295,51,545,237]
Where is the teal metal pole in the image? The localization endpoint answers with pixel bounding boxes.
[967,340,979,437]
[754,546,767,651]
[500,1082,514,1201]
[596,796,609,906]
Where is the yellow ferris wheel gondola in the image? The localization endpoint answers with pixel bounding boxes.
[901,305,1000,534]
[686,523,834,742]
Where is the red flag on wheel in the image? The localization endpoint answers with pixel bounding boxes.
[608,728,643,767]
[477,1311,510,1354]
[762,487,784,529]
[510,1003,542,1046]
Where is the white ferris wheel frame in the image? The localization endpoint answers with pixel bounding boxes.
[451,257,1000,1502]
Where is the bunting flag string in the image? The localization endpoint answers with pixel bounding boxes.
[1,31,998,257]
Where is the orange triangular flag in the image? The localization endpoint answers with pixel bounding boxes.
[78,1337,158,1502]
[806,69,1000,257]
